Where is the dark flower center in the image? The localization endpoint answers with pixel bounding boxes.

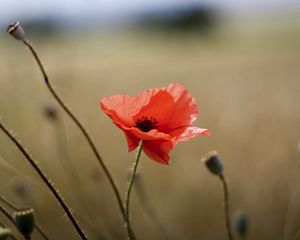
[135,117,158,132]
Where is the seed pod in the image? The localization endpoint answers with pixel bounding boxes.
[7,22,26,41]
[233,212,248,237]
[201,150,223,176]
[44,104,59,120]
[13,208,35,239]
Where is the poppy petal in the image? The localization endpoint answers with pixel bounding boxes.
[100,88,160,129]
[100,83,211,165]
[165,83,199,130]
[124,132,140,152]
[127,128,171,141]
[133,90,175,131]
[142,140,174,164]
[170,126,211,143]
[100,95,136,128]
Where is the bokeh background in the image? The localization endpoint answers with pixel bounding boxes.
[0,0,300,239]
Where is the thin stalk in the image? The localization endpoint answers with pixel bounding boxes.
[0,121,88,240]
[0,196,50,240]
[219,174,233,240]
[21,38,127,227]
[125,142,143,240]
[0,155,96,238]
[0,205,26,240]
[0,205,16,228]
[54,119,109,239]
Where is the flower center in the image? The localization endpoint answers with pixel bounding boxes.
[135,117,158,132]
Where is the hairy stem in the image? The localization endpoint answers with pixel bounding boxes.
[0,205,16,228]
[0,204,26,240]
[0,196,51,240]
[219,174,233,240]
[125,142,143,240]
[0,121,88,240]
[21,38,127,231]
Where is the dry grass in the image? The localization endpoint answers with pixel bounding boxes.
[0,17,299,239]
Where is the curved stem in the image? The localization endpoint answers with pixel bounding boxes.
[0,205,26,240]
[219,174,233,240]
[0,196,51,240]
[0,121,88,240]
[125,142,143,240]
[0,205,17,227]
[21,39,126,225]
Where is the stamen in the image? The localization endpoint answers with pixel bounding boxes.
[135,117,158,132]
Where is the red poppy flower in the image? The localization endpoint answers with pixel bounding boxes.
[100,83,211,164]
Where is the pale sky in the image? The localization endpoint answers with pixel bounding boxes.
[0,0,299,27]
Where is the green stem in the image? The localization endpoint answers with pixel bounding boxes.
[21,38,127,232]
[125,142,143,240]
[0,204,27,240]
[0,196,51,240]
[219,174,234,240]
[0,121,88,240]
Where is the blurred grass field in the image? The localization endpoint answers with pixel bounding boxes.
[0,14,300,239]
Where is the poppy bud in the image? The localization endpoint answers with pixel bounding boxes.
[44,104,59,120]
[233,212,248,237]
[6,22,26,41]
[201,150,223,176]
[0,227,11,240]
[11,178,31,201]
[13,208,35,239]
[90,169,102,182]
